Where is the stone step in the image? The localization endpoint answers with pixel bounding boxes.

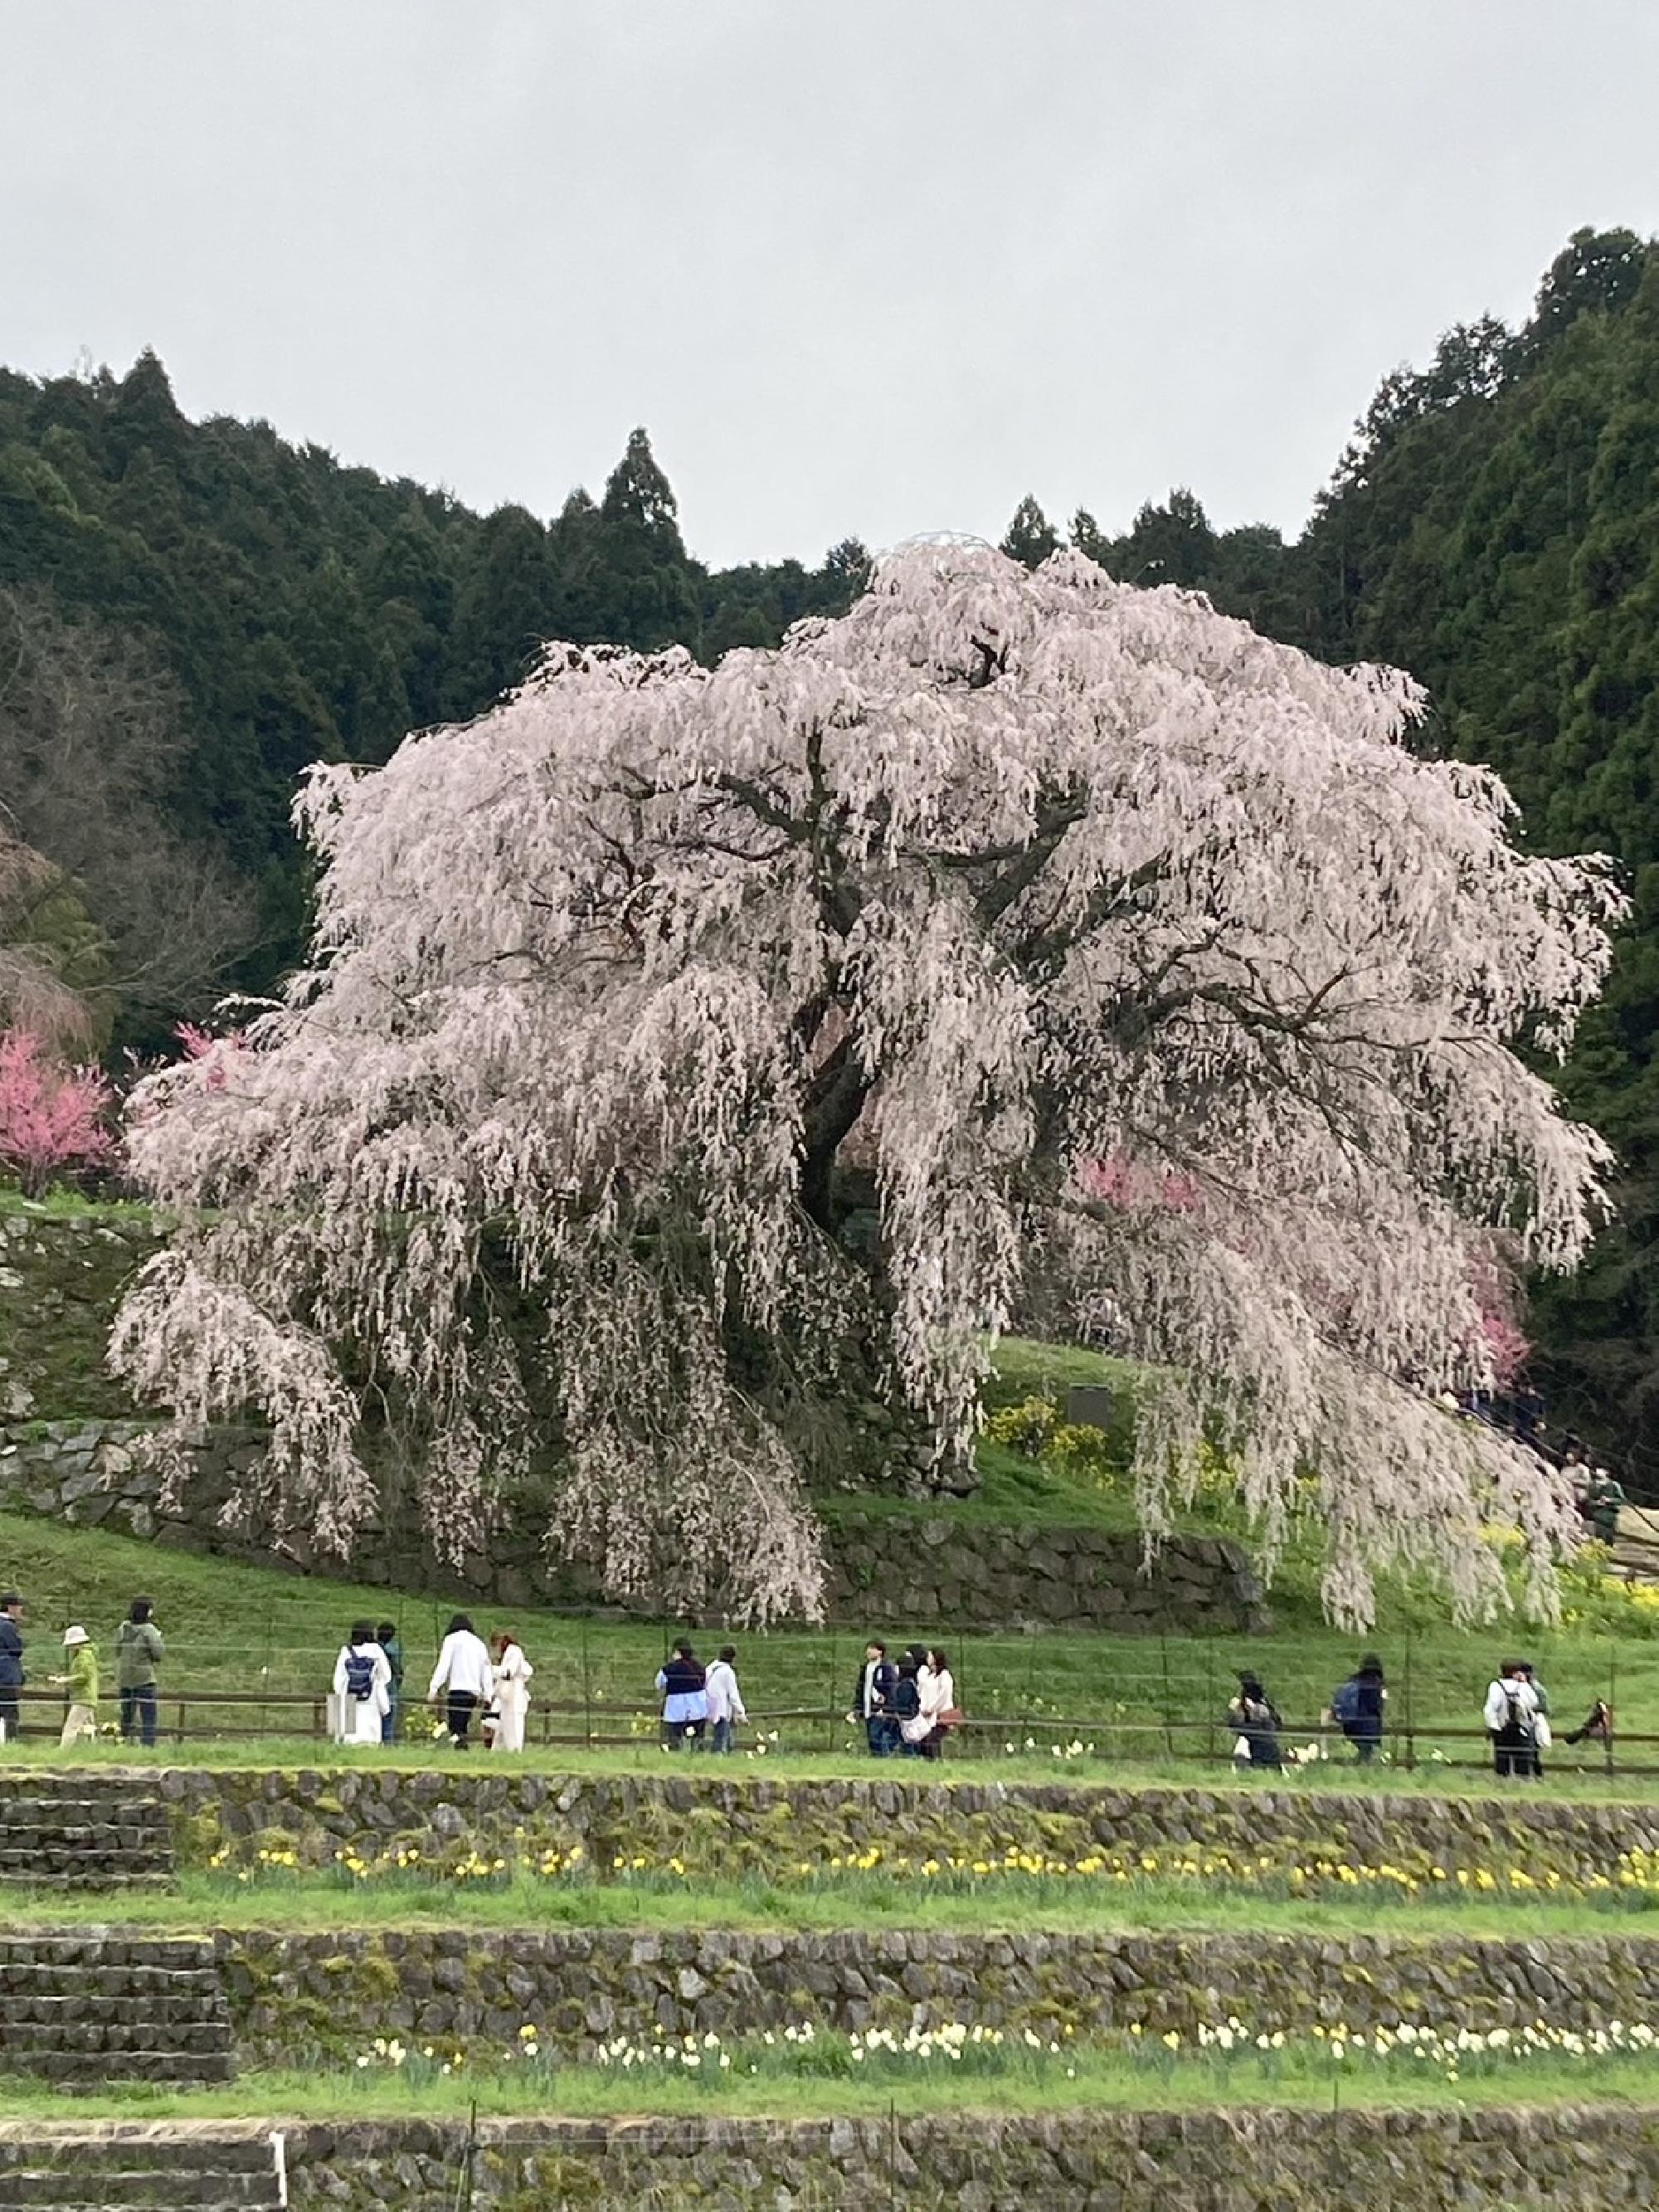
[0,2051,237,2085]
[1,1967,221,1993]
[0,2187,267,2211]
[0,2137,281,2209]
[0,1875,174,1893]
[2,2000,224,2028]
[0,2021,231,2055]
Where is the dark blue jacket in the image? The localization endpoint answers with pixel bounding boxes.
[0,1617,23,1690]
[852,1658,897,1718]
[1351,1673,1384,1739]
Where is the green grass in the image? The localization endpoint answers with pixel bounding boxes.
[7,1866,1659,1942]
[0,1501,1657,1768]
[2,2047,1658,2127]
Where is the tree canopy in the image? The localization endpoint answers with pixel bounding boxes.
[113,546,1615,1626]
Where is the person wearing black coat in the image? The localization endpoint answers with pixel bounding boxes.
[0,1592,24,1743]
[1227,1672,1284,1771]
[849,1641,898,1757]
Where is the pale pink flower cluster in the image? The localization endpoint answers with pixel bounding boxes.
[111,544,1619,1625]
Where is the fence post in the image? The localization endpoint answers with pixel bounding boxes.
[581,1615,593,1752]
[1608,1644,1618,1779]
[1402,1623,1416,1772]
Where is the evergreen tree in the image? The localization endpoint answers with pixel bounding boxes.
[1000,495,1058,569]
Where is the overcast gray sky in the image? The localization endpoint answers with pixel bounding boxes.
[4,2,1657,568]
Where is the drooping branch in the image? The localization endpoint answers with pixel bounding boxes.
[112,543,1622,1630]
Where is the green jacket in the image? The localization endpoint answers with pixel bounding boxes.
[115,1619,163,1688]
[65,1642,98,1706]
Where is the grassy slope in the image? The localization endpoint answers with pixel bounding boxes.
[0,1501,1653,1755]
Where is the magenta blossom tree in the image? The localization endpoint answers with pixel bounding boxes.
[111,545,1620,1625]
[0,1028,114,1196]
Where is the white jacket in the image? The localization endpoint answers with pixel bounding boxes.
[704,1659,746,1724]
[428,1630,494,1703]
[919,1666,955,1722]
[1484,1677,1538,1734]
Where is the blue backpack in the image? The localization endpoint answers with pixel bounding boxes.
[344,1649,375,1703]
[1330,1678,1362,1730]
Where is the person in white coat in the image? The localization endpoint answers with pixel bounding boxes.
[916,1646,957,1762]
[490,1632,534,1753]
[704,1644,747,1753]
[1483,1661,1540,1781]
[332,1620,392,1747]
[427,1612,494,1748]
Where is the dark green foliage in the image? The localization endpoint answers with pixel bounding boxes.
[1282,231,1659,1474]
[1000,495,1059,569]
[0,361,862,1016]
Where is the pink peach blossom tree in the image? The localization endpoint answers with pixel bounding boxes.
[0,1028,114,1196]
[110,544,1622,1625]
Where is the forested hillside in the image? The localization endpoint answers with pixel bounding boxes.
[0,364,864,1018]
[2,226,1658,1469]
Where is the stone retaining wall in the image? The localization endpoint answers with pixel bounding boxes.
[272,2107,1659,2209]
[0,1417,1268,1632]
[217,1922,1659,2067]
[0,1209,1267,1632]
[148,1765,1659,1888]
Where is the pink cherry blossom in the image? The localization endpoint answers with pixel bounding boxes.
[110,543,1621,1625]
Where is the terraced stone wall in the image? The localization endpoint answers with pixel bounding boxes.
[272,2107,1659,2209]
[219,1922,1659,2067]
[155,1765,1659,1887]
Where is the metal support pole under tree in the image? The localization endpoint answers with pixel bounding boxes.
[1160,1632,1175,1762]
[1403,1623,1416,1772]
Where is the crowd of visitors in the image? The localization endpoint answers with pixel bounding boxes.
[848,1640,961,1758]
[1227,1650,1617,1781]
[0,1591,165,1748]
[0,1581,1634,1785]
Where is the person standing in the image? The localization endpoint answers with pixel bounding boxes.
[655,1640,708,1749]
[893,1653,927,1757]
[115,1597,163,1749]
[54,1626,99,1747]
[1584,1467,1627,1548]
[491,1632,534,1753]
[427,1614,494,1748]
[915,1646,957,1761]
[1330,1654,1386,1764]
[1484,1661,1539,1781]
[333,1620,392,1747]
[376,1623,404,1745]
[0,1592,24,1745]
[704,1645,747,1753]
[849,1640,898,1757]
[1228,1671,1284,1771]
[1518,1663,1551,1778]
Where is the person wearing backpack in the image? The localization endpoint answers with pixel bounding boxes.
[332,1620,392,1747]
[1483,1661,1540,1781]
[1328,1654,1386,1764]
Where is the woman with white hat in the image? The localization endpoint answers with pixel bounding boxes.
[53,1626,99,1747]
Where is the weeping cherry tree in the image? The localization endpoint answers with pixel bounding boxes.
[111,543,1622,1625]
